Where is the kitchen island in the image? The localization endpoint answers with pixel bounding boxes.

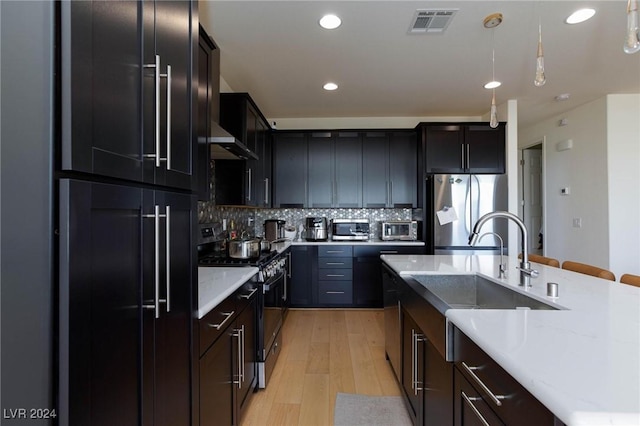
[381,254,640,426]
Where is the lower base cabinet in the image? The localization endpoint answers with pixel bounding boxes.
[199,281,258,426]
[453,327,559,426]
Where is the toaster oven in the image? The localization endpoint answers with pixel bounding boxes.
[379,220,418,241]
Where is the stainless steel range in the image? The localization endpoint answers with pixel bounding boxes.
[198,224,287,389]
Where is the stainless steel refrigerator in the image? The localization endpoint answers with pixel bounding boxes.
[432,174,508,254]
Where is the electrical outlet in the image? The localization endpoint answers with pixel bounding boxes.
[572,218,582,228]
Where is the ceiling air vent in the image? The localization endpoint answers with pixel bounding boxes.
[408,9,458,34]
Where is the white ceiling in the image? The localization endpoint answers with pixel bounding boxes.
[200,1,640,128]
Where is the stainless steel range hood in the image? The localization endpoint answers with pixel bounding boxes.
[208,121,257,160]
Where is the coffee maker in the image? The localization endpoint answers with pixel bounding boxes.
[305,217,328,241]
[264,219,285,242]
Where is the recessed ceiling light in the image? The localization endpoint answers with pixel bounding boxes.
[565,8,596,24]
[319,14,341,30]
[555,93,571,101]
[323,82,338,91]
[484,81,502,89]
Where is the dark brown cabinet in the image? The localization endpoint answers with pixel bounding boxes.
[290,245,313,306]
[273,133,308,208]
[308,132,362,208]
[423,123,505,174]
[453,327,558,426]
[362,131,418,208]
[197,25,220,201]
[60,0,195,190]
[199,280,258,426]
[354,245,424,308]
[317,245,354,306]
[216,93,272,206]
[59,180,194,426]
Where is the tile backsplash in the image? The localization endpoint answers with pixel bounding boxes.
[198,202,422,241]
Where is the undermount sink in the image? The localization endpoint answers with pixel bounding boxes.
[408,274,560,312]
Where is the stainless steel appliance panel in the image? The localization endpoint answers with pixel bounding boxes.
[433,174,507,250]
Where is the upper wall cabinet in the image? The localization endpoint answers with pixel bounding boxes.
[216,93,272,207]
[363,131,418,208]
[273,132,308,208]
[422,123,505,174]
[308,132,362,208]
[60,1,195,190]
[197,26,220,201]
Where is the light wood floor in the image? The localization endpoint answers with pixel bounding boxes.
[241,309,402,426]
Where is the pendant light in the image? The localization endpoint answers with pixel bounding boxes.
[624,0,640,54]
[484,13,502,129]
[534,20,546,86]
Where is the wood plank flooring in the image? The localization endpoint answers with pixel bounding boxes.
[241,309,402,426]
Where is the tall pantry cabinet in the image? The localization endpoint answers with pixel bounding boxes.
[57,1,197,425]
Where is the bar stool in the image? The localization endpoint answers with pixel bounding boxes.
[620,273,640,288]
[561,260,616,281]
[519,253,560,268]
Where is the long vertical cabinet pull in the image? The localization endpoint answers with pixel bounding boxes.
[233,328,242,388]
[246,168,252,202]
[264,178,269,206]
[466,144,470,172]
[161,65,172,170]
[143,205,168,318]
[144,56,171,169]
[240,325,245,385]
[412,329,424,395]
[461,144,465,170]
[164,205,171,312]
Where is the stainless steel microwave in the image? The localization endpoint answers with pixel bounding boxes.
[331,219,370,241]
[379,220,418,241]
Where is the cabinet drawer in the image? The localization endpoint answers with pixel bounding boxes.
[453,327,555,425]
[353,245,423,257]
[200,297,236,356]
[318,281,353,304]
[234,278,259,313]
[318,245,353,257]
[318,257,352,269]
[318,268,352,281]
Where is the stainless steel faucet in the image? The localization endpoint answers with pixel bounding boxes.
[468,211,538,286]
[478,232,506,279]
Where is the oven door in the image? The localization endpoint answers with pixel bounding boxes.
[260,270,284,360]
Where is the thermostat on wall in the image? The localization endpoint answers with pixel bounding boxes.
[556,139,573,151]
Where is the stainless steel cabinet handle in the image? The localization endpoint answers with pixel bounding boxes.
[209,311,235,330]
[380,250,399,254]
[461,144,465,170]
[287,252,292,278]
[143,205,167,318]
[143,55,161,167]
[247,168,252,201]
[239,287,258,299]
[326,250,344,254]
[264,178,269,205]
[326,291,345,294]
[160,65,172,170]
[165,205,170,312]
[461,391,491,426]
[233,327,242,388]
[461,362,505,407]
[412,329,424,395]
[466,143,470,171]
[325,262,345,265]
[389,180,393,204]
[326,274,345,277]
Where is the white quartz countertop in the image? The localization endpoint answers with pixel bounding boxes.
[290,240,425,246]
[197,266,259,319]
[381,254,640,426]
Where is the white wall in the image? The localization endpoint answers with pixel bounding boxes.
[519,95,640,278]
[606,94,640,276]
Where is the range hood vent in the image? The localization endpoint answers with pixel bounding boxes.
[408,9,457,34]
[208,121,257,160]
